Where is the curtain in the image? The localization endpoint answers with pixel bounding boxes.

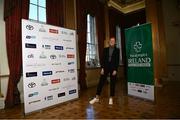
[76,0,105,89]
[76,0,88,89]
[4,0,29,108]
[46,0,64,27]
[96,3,105,66]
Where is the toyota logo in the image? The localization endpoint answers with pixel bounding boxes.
[28,82,36,88]
[26,25,34,30]
[50,55,56,59]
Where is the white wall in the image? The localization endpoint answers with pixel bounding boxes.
[162,0,180,81]
[0,0,9,109]
[0,0,9,76]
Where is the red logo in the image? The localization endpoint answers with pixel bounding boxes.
[49,29,58,34]
[67,54,75,58]
[51,79,60,84]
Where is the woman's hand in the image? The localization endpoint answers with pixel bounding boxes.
[100,68,104,75]
[112,70,117,76]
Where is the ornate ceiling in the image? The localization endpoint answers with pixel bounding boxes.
[114,0,144,7]
[107,0,145,14]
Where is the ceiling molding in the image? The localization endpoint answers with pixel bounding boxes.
[108,0,145,14]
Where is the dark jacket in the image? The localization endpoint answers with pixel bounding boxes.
[101,47,120,71]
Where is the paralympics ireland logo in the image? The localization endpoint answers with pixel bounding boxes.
[128,41,151,67]
[133,41,142,53]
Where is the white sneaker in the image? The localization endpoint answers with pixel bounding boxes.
[109,98,113,105]
[89,98,99,104]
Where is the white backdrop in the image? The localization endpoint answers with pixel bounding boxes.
[22,19,78,114]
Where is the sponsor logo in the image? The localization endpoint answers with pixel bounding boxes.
[69,89,76,94]
[63,78,70,81]
[55,70,65,73]
[66,47,74,50]
[26,35,36,39]
[52,62,61,66]
[58,92,65,97]
[55,46,63,50]
[50,55,57,59]
[26,72,37,77]
[63,85,74,89]
[28,92,38,97]
[49,87,59,91]
[61,31,68,35]
[39,25,46,32]
[51,79,60,84]
[72,77,76,80]
[26,63,45,67]
[25,43,36,48]
[144,90,148,93]
[42,37,58,41]
[140,84,145,87]
[137,90,142,93]
[68,62,75,65]
[68,69,75,73]
[131,88,137,92]
[26,25,34,30]
[27,54,34,58]
[59,54,66,58]
[41,79,48,86]
[44,95,53,101]
[69,32,74,36]
[67,54,75,58]
[39,52,47,59]
[29,100,41,104]
[42,71,53,76]
[28,82,36,88]
[42,45,51,49]
[145,85,151,88]
[49,29,58,34]
[63,39,72,42]
[143,91,148,94]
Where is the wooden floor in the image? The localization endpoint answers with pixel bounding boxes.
[0,79,180,119]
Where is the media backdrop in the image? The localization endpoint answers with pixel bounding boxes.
[22,19,78,114]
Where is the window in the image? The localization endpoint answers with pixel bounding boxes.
[29,0,46,23]
[86,14,100,68]
[116,25,123,65]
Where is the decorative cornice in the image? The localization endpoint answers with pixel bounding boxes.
[108,0,145,14]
